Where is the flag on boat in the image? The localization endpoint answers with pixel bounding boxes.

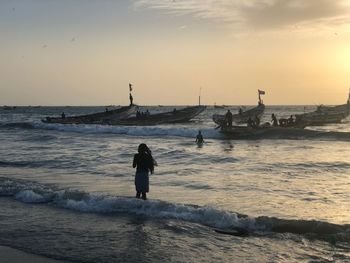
[258,89,265,95]
[129,83,133,92]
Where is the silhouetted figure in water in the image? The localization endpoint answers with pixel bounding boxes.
[279,118,288,127]
[288,115,294,125]
[133,144,155,200]
[239,108,243,115]
[145,109,150,117]
[247,117,254,128]
[254,115,260,127]
[196,131,204,144]
[225,110,233,128]
[271,113,278,126]
[129,93,133,106]
[61,112,66,119]
[105,107,109,112]
[136,111,141,118]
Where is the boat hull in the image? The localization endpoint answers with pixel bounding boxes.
[110,106,206,126]
[295,111,347,126]
[42,105,137,124]
[221,126,317,140]
[213,104,265,125]
[295,102,350,126]
[220,125,350,141]
[317,103,350,115]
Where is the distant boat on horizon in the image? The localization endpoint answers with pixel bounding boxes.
[213,103,227,109]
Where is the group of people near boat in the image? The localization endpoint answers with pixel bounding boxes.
[271,114,298,127]
[136,110,151,119]
[272,113,299,127]
[278,115,296,127]
[221,109,298,129]
[247,116,260,128]
[224,110,233,127]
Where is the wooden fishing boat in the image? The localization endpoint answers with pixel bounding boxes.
[109,105,206,126]
[42,104,137,124]
[317,91,350,115]
[296,101,349,126]
[295,92,350,126]
[220,125,314,140]
[213,103,265,125]
[214,104,227,109]
[220,124,350,141]
[315,103,350,115]
[295,111,347,126]
[213,90,266,125]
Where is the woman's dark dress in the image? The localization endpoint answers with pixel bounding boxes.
[133,153,154,193]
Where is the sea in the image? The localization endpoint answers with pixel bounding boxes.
[0,105,350,263]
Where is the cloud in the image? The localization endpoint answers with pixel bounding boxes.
[134,0,350,30]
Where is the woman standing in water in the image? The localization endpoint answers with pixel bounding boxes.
[133,143,155,200]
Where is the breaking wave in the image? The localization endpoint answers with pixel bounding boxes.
[1,177,350,243]
[36,123,222,138]
[2,121,350,141]
[0,121,222,139]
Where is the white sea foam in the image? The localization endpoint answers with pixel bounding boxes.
[34,122,222,139]
[54,192,256,230]
[15,190,50,203]
[0,178,255,230]
[2,178,350,239]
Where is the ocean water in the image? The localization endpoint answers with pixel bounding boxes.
[0,105,350,263]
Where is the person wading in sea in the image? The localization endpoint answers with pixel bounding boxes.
[132,144,155,200]
[195,130,204,144]
[271,113,278,126]
[225,110,233,128]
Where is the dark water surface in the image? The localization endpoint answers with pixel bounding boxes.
[0,106,349,262]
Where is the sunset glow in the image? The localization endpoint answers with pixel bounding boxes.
[1,0,350,105]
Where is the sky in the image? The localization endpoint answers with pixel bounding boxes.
[1,0,350,106]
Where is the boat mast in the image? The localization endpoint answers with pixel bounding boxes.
[199,87,202,106]
[129,83,133,106]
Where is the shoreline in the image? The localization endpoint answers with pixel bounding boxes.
[0,245,71,263]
